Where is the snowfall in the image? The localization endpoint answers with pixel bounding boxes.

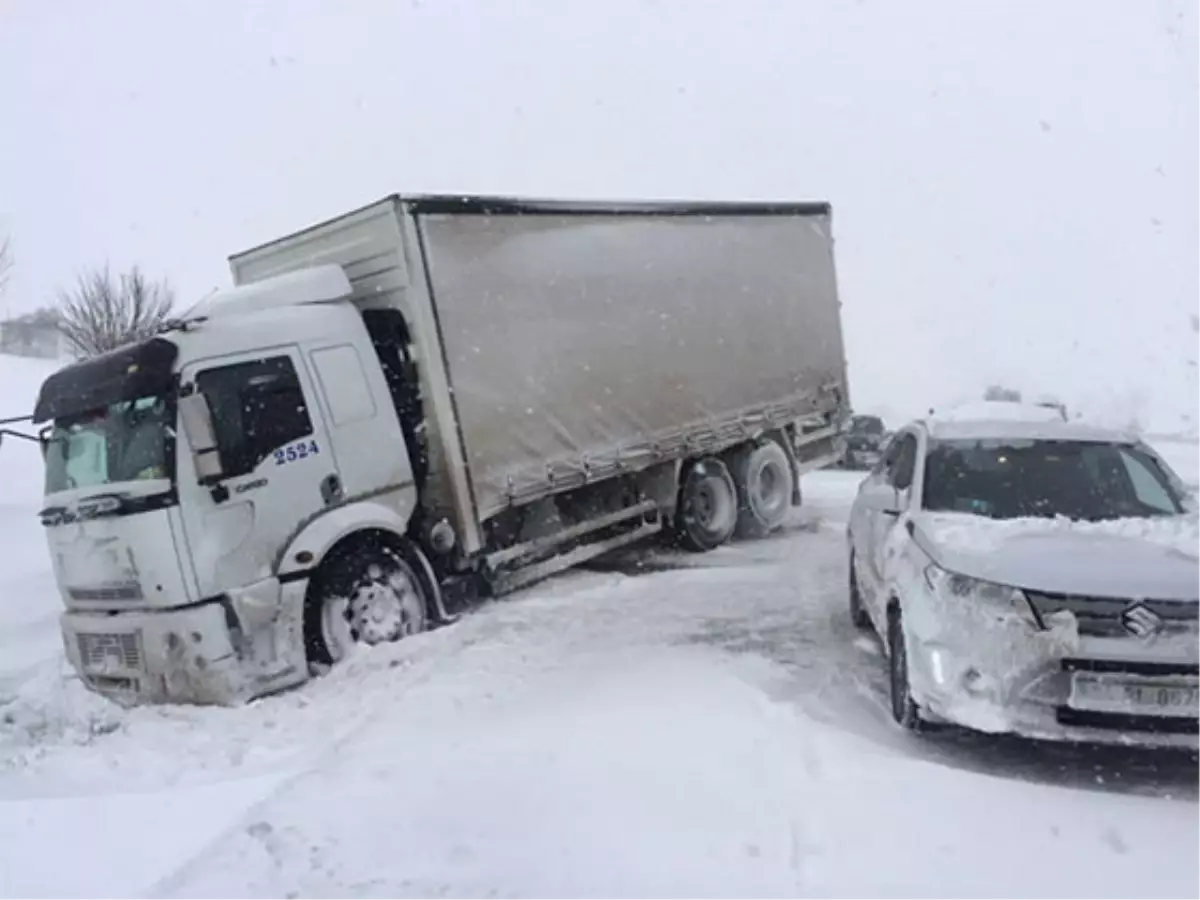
[1,352,1197,900]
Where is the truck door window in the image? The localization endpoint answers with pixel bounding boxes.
[195,356,313,477]
[310,344,376,426]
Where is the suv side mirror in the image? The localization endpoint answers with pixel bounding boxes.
[859,481,903,516]
[178,391,224,485]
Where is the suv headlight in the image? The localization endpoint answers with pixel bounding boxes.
[922,563,1038,623]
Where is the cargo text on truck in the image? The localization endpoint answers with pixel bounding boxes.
[30,195,850,705]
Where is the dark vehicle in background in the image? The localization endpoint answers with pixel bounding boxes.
[840,414,888,469]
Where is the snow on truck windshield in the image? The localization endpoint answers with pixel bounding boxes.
[922,438,1184,521]
[42,395,170,492]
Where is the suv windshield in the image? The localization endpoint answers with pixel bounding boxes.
[922,438,1183,521]
[44,395,172,494]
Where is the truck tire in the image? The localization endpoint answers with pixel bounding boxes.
[728,438,794,539]
[674,457,738,552]
[304,541,430,669]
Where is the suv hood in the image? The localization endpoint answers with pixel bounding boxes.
[911,512,1200,601]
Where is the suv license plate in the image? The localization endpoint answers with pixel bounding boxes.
[1069,674,1200,718]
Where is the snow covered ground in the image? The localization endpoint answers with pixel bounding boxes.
[0,354,63,689]
[0,398,1196,895]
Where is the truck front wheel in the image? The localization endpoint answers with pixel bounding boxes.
[673,457,738,552]
[304,542,430,669]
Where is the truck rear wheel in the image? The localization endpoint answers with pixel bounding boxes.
[674,457,738,552]
[728,438,794,539]
[304,542,430,669]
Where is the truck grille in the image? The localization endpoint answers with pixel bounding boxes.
[1027,592,1198,638]
[68,583,143,602]
[77,632,143,672]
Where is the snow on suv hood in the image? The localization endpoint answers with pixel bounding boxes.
[912,512,1200,601]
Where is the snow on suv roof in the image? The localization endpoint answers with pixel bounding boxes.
[934,401,1064,423]
[923,417,1136,444]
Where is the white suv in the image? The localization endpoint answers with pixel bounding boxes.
[847,416,1199,747]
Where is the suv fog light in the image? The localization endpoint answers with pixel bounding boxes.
[929,648,947,686]
[961,667,999,698]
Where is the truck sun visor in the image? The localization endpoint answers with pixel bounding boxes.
[33,338,179,423]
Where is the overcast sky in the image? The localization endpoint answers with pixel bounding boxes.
[1,0,1196,430]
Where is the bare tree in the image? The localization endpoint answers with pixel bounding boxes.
[56,265,175,358]
[0,236,12,298]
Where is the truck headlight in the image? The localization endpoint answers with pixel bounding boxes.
[922,563,1037,622]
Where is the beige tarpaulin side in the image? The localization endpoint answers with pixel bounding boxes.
[420,210,846,519]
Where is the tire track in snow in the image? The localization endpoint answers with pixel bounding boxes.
[146,577,650,896]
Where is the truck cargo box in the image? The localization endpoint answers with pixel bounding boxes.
[231,196,847,537]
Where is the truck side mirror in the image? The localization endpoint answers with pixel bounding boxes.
[178,391,225,485]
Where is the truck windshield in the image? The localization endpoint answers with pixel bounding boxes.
[44,395,172,494]
[922,439,1184,521]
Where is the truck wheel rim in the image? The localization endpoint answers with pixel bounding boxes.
[321,562,425,661]
[693,476,735,535]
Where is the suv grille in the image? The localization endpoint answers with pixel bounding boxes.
[68,584,143,602]
[1027,592,1198,638]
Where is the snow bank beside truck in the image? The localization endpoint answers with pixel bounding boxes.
[0,353,61,676]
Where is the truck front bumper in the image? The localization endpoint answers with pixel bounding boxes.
[61,578,310,706]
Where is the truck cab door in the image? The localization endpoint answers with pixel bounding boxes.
[176,348,339,599]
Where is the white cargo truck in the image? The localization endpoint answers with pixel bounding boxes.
[31,195,849,704]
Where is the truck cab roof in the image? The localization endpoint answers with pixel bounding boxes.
[188,264,351,321]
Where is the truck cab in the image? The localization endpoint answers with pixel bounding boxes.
[37,266,428,703]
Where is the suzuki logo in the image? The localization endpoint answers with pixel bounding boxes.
[1120,602,1163,639]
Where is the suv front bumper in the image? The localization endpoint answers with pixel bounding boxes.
[908,632,1199,749]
